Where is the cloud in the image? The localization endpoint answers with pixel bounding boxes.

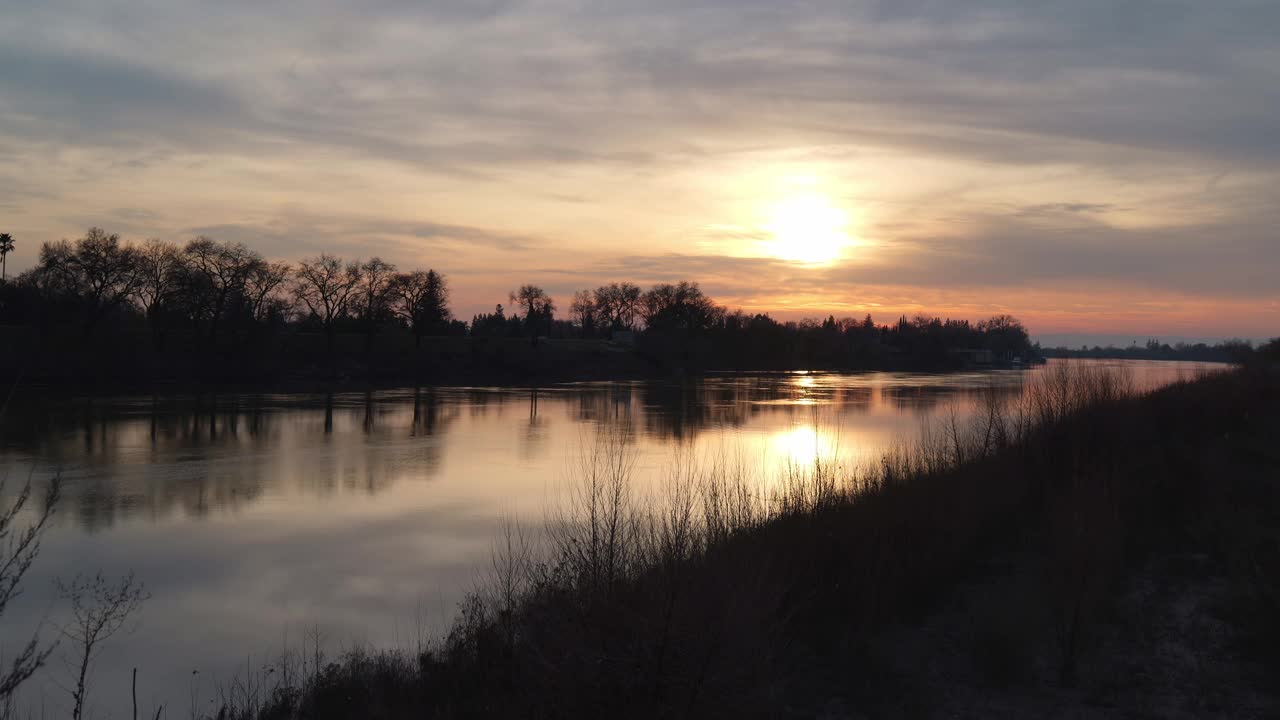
[1016,203,1117,216]
[2,0,1278,334]
[186,213,543,261]
[544,195,1279,303]
[5,0,1278,169]
[0,45,250,154]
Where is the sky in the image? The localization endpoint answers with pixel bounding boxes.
[1,0,1277,339]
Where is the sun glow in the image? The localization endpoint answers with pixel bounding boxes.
[770,425,836,468]
[764,194,851,265]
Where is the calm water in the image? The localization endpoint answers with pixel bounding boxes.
[0,359,1217,716]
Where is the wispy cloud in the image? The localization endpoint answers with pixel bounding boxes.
[1,0,1277,335]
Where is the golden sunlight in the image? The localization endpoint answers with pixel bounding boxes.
[770,425,835,467]
[764,193,851,265]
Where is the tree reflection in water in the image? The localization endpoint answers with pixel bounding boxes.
[0,362,1209,532]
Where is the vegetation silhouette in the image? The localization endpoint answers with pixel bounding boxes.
[1043,337,1255,363]
[1,475,150,716]
[0,227,1059,387]
[0,233,14,282]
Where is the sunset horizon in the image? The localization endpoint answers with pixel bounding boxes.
[3,2,1277,340]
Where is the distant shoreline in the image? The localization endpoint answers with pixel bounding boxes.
[3,328,1050,396]
[9,356,1226,401]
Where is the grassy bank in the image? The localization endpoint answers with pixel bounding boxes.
[204,362,1280,719]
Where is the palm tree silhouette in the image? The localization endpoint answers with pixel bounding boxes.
[0,233,13,282]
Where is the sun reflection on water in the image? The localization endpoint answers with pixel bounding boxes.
[770,425,837,468]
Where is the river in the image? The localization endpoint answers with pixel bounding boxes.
[0,359,1220,716]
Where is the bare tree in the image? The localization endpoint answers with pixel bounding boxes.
[593,282,641,332]
[354,257,398,350]
[182,238,263,343]
[132,239,183,319]
[132,239,185,348]
[570,289,599,337]
[293,254,361,354]
[37,228,143,331]
[58,572,149,720]
[0,476,61,703]
[244,260,292,324]
[389,269,450,348]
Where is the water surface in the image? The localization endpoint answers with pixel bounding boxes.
[0,359,1216,716]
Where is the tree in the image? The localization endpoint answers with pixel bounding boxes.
[592,282,641,332]
[244,260,292,324]
[354,257,398,349]
[471,304,511,338]
[293,254,361,353]
[37,228,143,332]
[182,237,264,343]
[639,281,722,333]
[131,238,186,349]
[132,239,183,319]
[570,289,600,337]
[0,233,13,282]
[509,285,555,341]
[390,269,451,347]
[977,314,1031,358]
[58,572,149,720]
[0,476,61,704]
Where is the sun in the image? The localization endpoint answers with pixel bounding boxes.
[764,194,851,265]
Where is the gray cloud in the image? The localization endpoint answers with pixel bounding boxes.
[4,0,1279,169]
[187,215,541,260]
[1016,203,1117,216]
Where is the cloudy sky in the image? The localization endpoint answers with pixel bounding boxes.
[2,0,1277,338]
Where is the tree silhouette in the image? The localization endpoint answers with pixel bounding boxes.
[977,314,1031,358]
[182,237,263,343]
[0,233,13,282]
[570,289,599,337]
[509,285,555,342]
[0,223,1060,378]
[293,254,361,354]
[0,477,61,704]
[245,259,292,324]
[471,304,511,338]
[640,281,721,333]
[58,572,149,720]
[354,257,398,350]
[390,269,451,347]
[36,228,143,332]
[593,282,641,332]
[132,238,184,349]
[133,239,182,319]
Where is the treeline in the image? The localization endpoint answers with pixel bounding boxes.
[0,227,1039,381]
[0,228,459,350]
[474,279,1038,370]
[1043,338,1258,364]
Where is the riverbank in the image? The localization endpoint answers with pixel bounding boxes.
[1,325,1038,393]
[187,360,1279,718]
